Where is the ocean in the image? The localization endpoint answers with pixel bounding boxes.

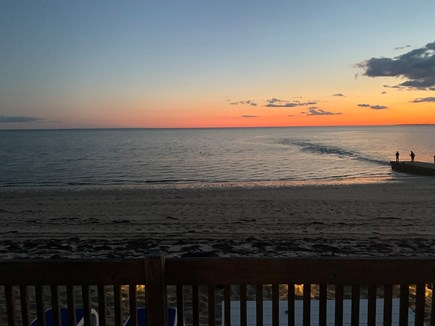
[1,125,434,188]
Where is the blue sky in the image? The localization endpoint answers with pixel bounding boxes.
[1,1,435,128]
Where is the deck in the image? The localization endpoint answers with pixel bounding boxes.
[0,257,435,325]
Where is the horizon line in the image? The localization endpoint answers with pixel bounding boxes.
[1,123,435,131]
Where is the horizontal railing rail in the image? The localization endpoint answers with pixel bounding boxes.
[0,257,434,326]
[165,258,435,284]
[0,259,147,285]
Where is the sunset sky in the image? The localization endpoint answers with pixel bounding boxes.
[1,1,435,129]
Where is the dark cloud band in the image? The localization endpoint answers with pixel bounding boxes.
[412,97,435,103]
[230,100,257,106]
[0,115,43,123]
[357,41,435,90]
[357,104,388,110]
[304,107,342,116]
[264,98,317,108]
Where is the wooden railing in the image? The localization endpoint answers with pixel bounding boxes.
[1,257,435,325]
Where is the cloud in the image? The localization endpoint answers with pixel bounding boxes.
[0,115,43,123]
[356,41,435,90]
[394,45,412,51]
[412,97,435,103]
[357,103,388,110]
[230,100,257,106]
[332,93,345,97]
[267,98,281,104]
[381,91,387,94]
[370,105,388,110]
[382,84,402,89]
[304,107,342,116]
[241,115,257,118]
[264,98,317,108]
[266,102,298,108]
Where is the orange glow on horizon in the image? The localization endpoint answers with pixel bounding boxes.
[112,105,435,129]
[47,91,435,129]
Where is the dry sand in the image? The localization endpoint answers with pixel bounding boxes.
[1,179,435,259]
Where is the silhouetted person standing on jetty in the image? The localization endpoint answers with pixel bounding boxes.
[410,151,415,162]
[395,151,400,162]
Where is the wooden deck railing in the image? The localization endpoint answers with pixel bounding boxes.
[1,257,435,325]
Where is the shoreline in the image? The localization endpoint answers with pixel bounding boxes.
[0,173,418,192]
[1,179,435,259]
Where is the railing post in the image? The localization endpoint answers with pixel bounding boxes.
[145,256,167,326]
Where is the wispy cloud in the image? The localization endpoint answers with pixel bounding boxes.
[0,115,43,123]
[412,97,435,103]
[264,98,317,108]
[371,105,388,110]
[303,107,342,116]
[356,41,435,90]
[241,115,257,118]
[332,93,345,97]
[357,103,388,110]
[382,84,402,89]
[230,100,257,106]
[394,44,411,51]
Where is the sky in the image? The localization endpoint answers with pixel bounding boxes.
[1,0,435,129]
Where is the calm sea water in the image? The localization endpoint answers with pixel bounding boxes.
[1,126,434,188]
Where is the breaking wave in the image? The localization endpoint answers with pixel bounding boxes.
[279,139,389,166]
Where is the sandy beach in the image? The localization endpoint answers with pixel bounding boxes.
[1,179,435,259]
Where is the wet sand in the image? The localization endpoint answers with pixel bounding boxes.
[1,180,435,259]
